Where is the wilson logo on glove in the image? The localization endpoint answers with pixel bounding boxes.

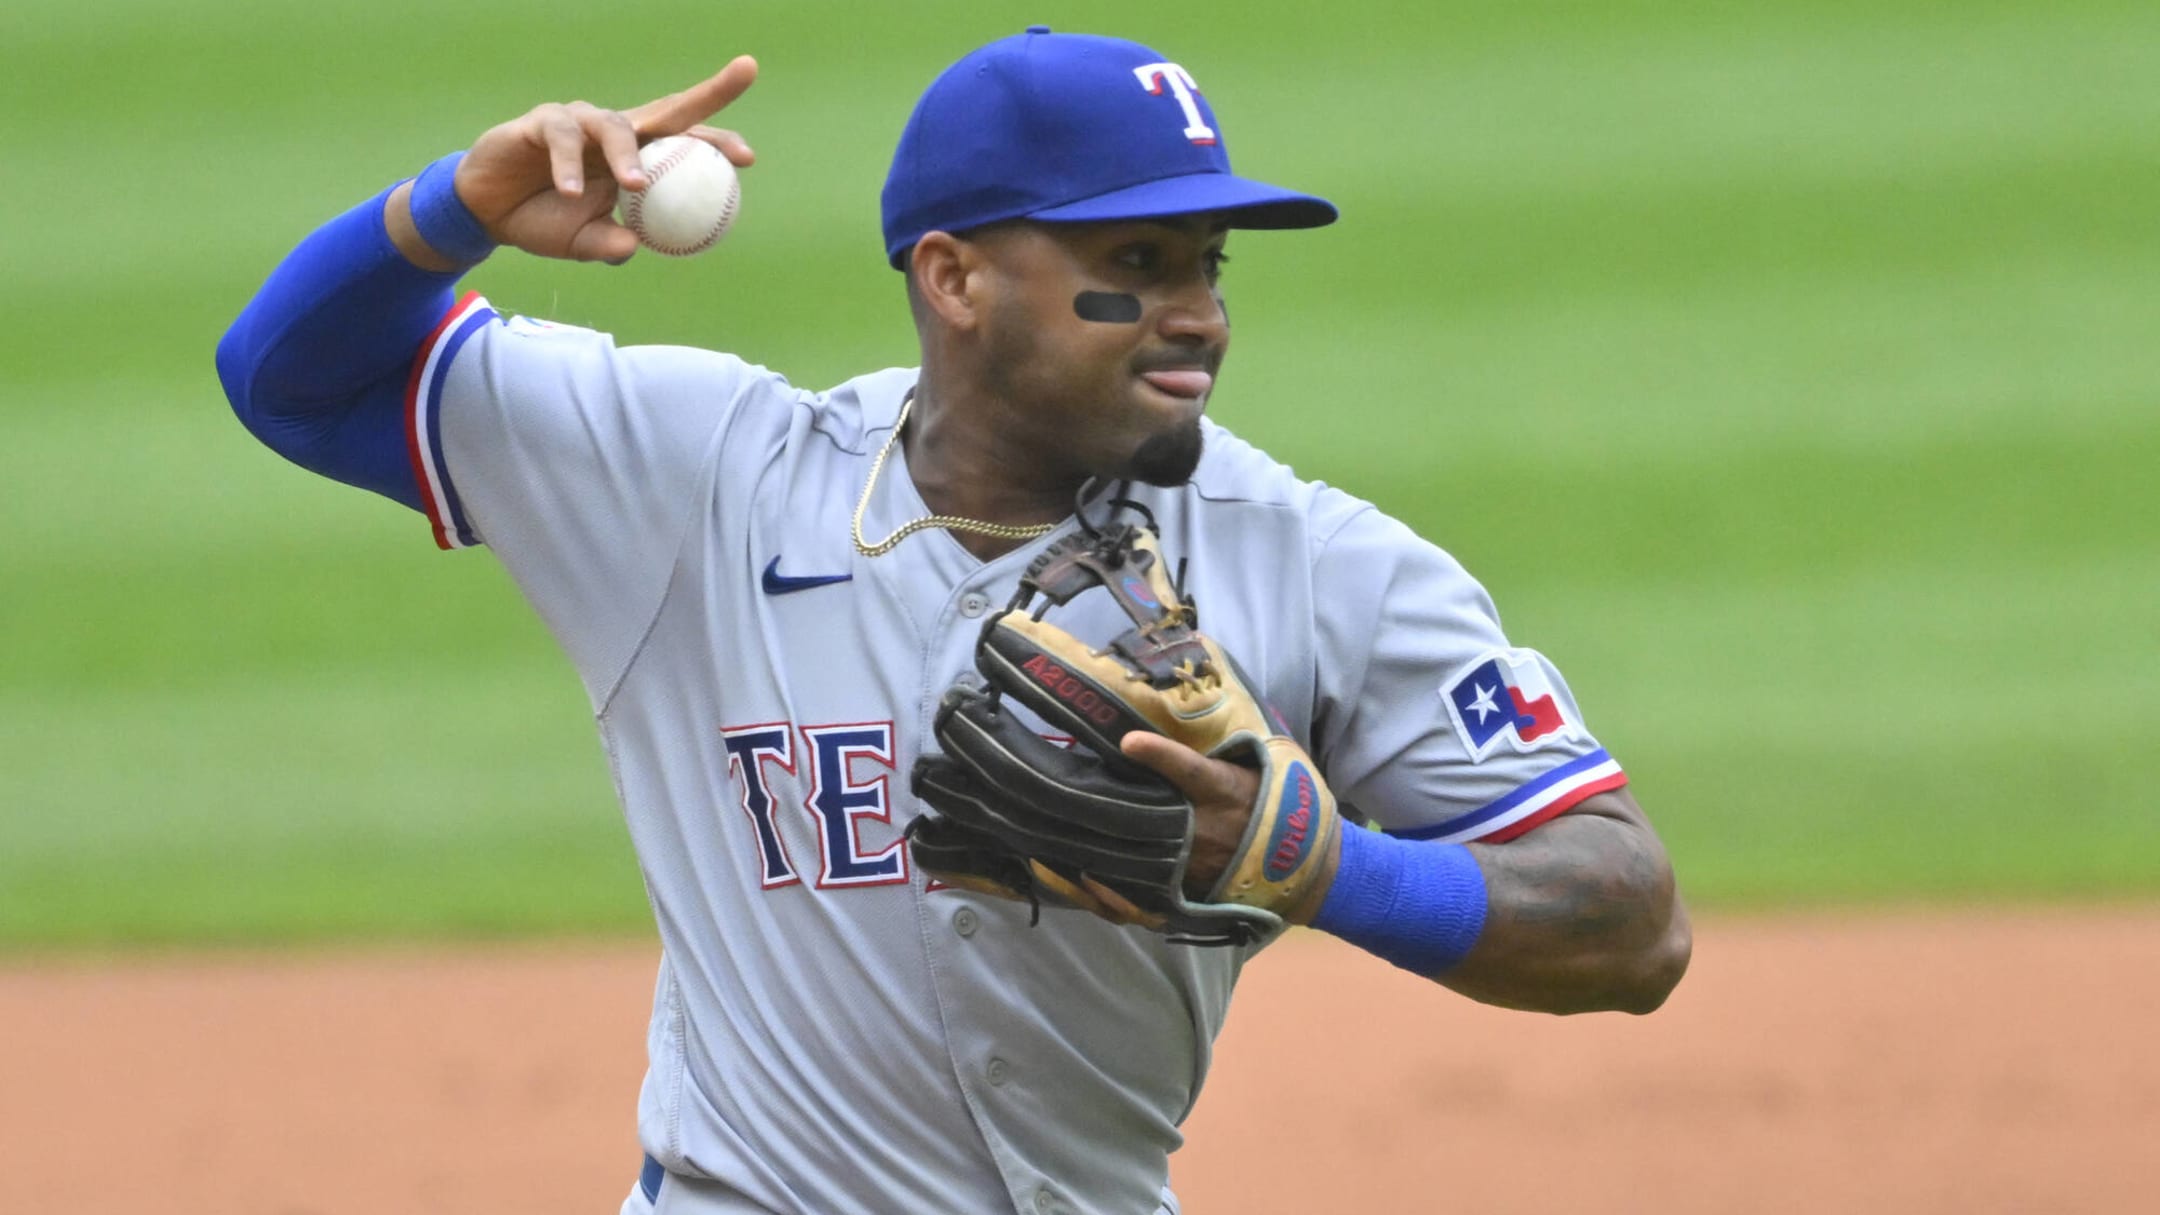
[1265,763,1319,881]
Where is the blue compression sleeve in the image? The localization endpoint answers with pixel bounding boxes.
[215,161,487,511]
[1311,825,1488,975]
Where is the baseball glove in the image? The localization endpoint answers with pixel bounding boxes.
[908,513,1343,947]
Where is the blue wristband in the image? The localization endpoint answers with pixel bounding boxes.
[1311,825,1488,975]
[407,151,495,266]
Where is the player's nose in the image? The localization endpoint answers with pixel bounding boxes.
[1156,278,1228,349]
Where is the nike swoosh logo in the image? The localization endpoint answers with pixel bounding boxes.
[762,555,854,595]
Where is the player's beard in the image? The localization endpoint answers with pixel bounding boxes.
[979,304,1205,487]
[1123,419,1205,487]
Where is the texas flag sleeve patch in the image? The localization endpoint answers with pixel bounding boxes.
[1441,647,1583,762]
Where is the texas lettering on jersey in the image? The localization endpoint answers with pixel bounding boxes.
[720,721,909,889]
[720,715,1085,894]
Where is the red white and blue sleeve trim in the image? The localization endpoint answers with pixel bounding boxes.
[1390,748,1628,844]
[404,291,494,550]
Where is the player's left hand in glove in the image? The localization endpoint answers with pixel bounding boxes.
[909,517,1344,947]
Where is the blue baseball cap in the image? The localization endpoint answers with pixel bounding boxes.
[881,27,1338,269]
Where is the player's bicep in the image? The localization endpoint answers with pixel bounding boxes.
[428,306,787,698]
[230,365,429,514]
[1311,511,1627,843]
[430,306,762,552]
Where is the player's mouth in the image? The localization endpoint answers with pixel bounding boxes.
[1134,352,1218,402]
[1138,368,1213,399]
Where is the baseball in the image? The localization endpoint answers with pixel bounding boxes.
[619,135,741,256]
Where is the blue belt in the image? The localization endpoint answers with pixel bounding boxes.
[639,1154,666,1204]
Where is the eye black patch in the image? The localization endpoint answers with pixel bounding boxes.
[1072,291,1143,324]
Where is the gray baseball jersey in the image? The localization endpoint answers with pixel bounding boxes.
[407,293,1626,1215]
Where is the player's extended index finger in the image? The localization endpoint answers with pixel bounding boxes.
[628,56,759,139]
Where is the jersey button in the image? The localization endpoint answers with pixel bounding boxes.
[986,1056,1010,1087]
[952,906,980,938]
[1033,1186,1058,1213]
[959,591,991,618]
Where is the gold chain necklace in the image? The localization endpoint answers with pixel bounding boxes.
[851,393,1060,558]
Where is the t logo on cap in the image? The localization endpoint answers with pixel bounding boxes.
[1131,63,1217,146]
[879,28,1337,270]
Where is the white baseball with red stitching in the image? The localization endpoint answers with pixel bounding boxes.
[619,135,741,257]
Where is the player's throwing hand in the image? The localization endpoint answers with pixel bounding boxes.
[436,56,758,264]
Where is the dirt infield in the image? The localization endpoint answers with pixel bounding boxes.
[1,909,2152,1214]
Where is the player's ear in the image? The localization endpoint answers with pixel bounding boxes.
[910,231,982,332]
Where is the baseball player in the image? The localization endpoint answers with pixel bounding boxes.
[217,29,1689,1215]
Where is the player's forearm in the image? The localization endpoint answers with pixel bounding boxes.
[1310,791,1688,1014]
[217,185,463,415]
[1444,803,1691,1015]
[215,180,470,508]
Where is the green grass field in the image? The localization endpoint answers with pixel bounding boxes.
[4,0,2156,947]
